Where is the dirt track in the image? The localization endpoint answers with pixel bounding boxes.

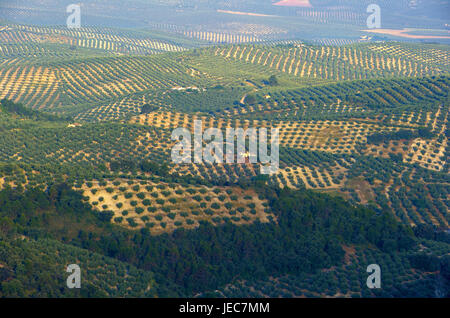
[363,28,450,39]
[217,10,276,17]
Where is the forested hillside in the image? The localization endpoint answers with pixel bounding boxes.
[2,181,448,297]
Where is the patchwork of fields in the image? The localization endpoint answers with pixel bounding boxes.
[0,7,448,298]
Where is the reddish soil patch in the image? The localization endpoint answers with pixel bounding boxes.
[342,246,356,265]
[273,0,313,8]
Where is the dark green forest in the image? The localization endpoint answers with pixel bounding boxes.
[0,182,448,297]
